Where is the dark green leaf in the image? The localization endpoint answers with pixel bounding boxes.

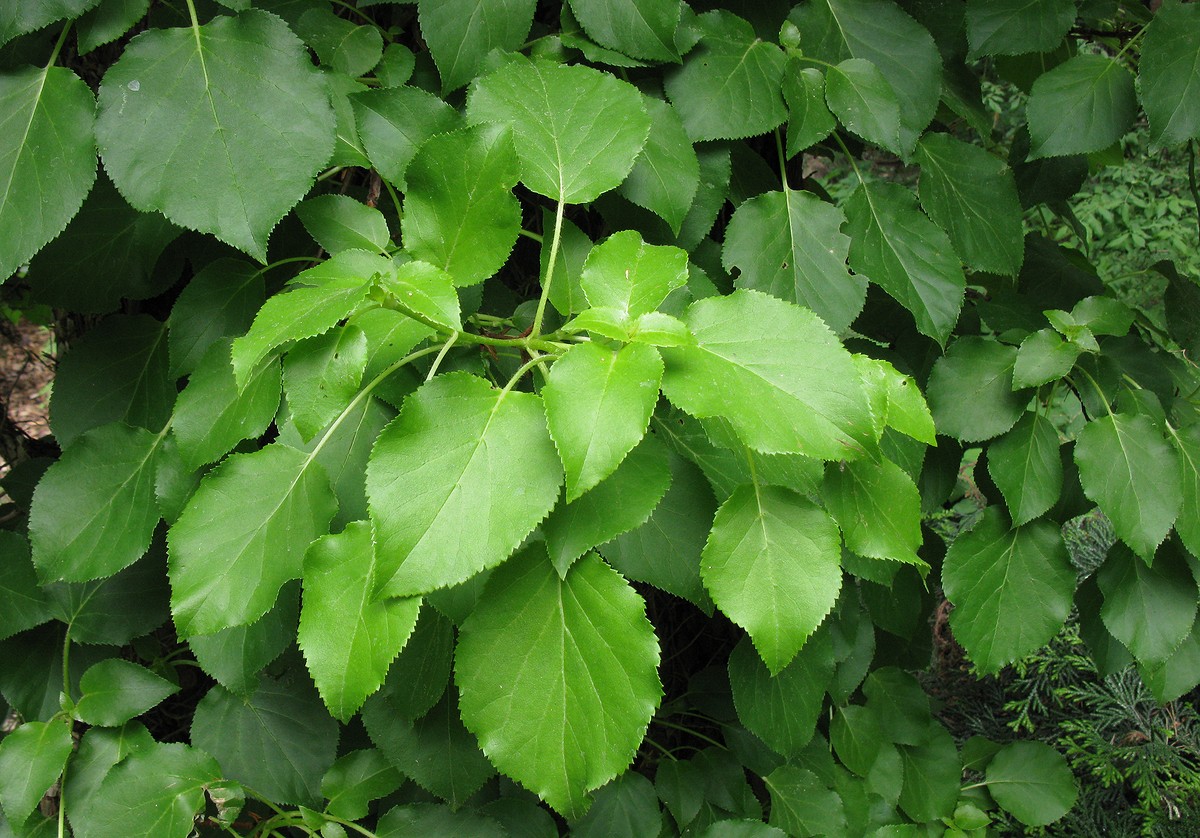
[1027,55,1136,158]
[567,0,680,61]
[965,0,1075,59]
[377,804,506,838]
[74,659,178,727]
[927,337,1026,442]
[83,743,222,838]
[0,1,101,46]
[1013,328,1081,388]
[825,58,903,154]
[764,766,846,837]
[573,772,664,838]
[1172,423,1200,558]
[985,742,1077,827]
[320,750,403,822]
[46,548,169,645]
[897,723,959,822]
[831,705,884,777]
[64,723,155,817]
[783,63,836,157]
[359,604,452,722]
[77,0,152,54]
[987,412,1063,525]
[1098,541,1197,665]
[418,0,536,92]
[188,584,299,696]
[728,631,834,756]
[1138,0,1200,147]
[168,258,263,378]
[0,721,72,829]
[0,533,51,642]
[296,195,390,255]
[350,86,461,190]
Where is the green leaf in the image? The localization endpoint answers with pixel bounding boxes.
[618,98,699,235]
[360,606,453,722]
[230,250,386,387]
[764,766,846,838]
[283,327,368,442]
[468,57,649,203]
[95,9,334,261]
[703,485,841,674]
[877,361,936,445]
[84,743,222,838]
[320,750,403,822]
[456,548,662,816]
[783,63,836,157]
[663,11,787,142]
[723,189,864,334]
[696,823,786,838]
[350,86,461,191]
[45,548,169,646]
[543,210,592,318]
[401,126,521,286]
[831,705,884,777]
[927,337,1026,442]
[567,0,679,61]
[168,443,337,636]
[0,1,101,46]
[298,522,420,721]
[77,0,153,55]
[64,723,155,817]
[74,659,178,727]
[188,584,299,696]
[377,804,506,838]
[1172,423,1200,558]
[916,133,1024,275]
[1138,0,1200,147]
[1075,413,1181,560]
[573,772,663,838]
[942,508,1075,673]
[897,724,960,822]
[168,258,263,378]
[29,423,163,583]
[965,0,1076,59]
[295,9,382,77]
[0,533,51,642]
[49,314,172,448]
[543,341,663,502]
[378,261,462,331]
[728,631,833,757]
[580,231,689,320]
[825,58,903,155]
[987,412,1062,525]
[844,182,966,345]
[296,195,390,255]
[985,742,1078,827]
[660,290,874,459]
[1140,616,1200,703]
[366,373,562,598]
[0,64,96,283]
[1071,295,1134,336]
[0,721,72,829]
[1013,328,1081,388]
[544,436,671,575]
[191,669,338,807]
[1098,541,1197,665]
[418,0,536,92]
[1027,55,1137,159]
[824,457,924,567]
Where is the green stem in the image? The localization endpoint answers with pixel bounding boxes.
[531,199,566,340]
[518,228,544,243]
[643,737,677,761]
[46,22,72,67]
[382,177,403,224]
[831,132,867,187]
[651,719,727,750]
[501,353,557,394]
[316,166,345,182]
[254,256,321,277]
[1072,366,1115,419]
[774,128,790,191]
[323,815,381,838]
[425,332,458,381]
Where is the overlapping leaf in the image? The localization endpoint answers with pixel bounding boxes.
[1098,541,1197,665]
[350,86,461,190]
[1138,0,1200,148]
[1027,55,1136,158]
[987,412,1062,525]
[0,533,51,641]
[619,98,699,235]
[927,337,1026,442]
[418,0,536,92]
[74,659,178,727]
[965,0,1076,59]
[823,457,924,567]
[567,0,680,61]
[825,58,902,155]
[728,632,834,756]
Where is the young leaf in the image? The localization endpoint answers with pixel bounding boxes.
[168,444,337,636]
[927,337,1026,442]
[824,457,924,567]
[0,721,73,829]
[298,522,421,721]
[660,290,874,459]
[663,11,787,142]
[844,181,966,346]
[987,412,1063,525]
[618,98,699,235]
[95,10,334,261]
[764,766,846,838]
[543,210,593,317]
[0,65,96,283]
[723,189,864,334]
[366,373,563,598]
[377,261,462,332]
[567,0,680,61]
[915,133,1024,275]
[283,327,369,443]
[942,508,1075,673]
[581,231,689,319]
[168,258,263,378]
[965,0,1075,59]
[418,0,536,92]
[74,659,178,727]
[0,533,51,641]
[702,485,842,674]
[783,63,836,157]
[457,548,661,816]
[985,742,1078,827]
[350,86,461,190]
[1027,55,1137,158]
[1139,0,1200,148]
[825,58,903,155]
[1013,329,1081,388]
[468,57,650,203]
[1075,413,1181,560]
[29,423,163,583]
[1098,541,1197,665]
[401,126,521,287]
[296,194,390,255]
[321,750,403,822]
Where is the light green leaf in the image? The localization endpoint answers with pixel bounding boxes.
[377,261,462,331]
[824,457,924,567]
[619,98,699,235]
[985,742,1078,827]
[1027,55,1137,158]
[1139,0,1200,147]
[581,230,689,320]
[188,584,299,696]
[878,361,936,445]
[728,631,834,757]
[298,522,420,721]
[168,258,263,378]
[660,290,874,459]
[1075,413,1181,560]
[401,125,521,287]
[366,373,562,598]
[965,0,1076,59]
[74,659,178,727]
[663,11,787,142]
[0,64,96,283]
[1172,423,1200,558]
[457,548,661,816]
[418,0,536,92]
[831,704,884,777]
[0,533,51,642]
[629,311,693,346]
[1071,295,1134,336]
[321,750,403,822]
[764,766,846,838]
[916,133,1024,275]
[844,182,966,345]
[897,724,960,822]
[942,508,1075,673]
[283,327,368,442]
[825,58,903,155]
[0,721,72,830]
[95,10,334,261]
[543,341,663,502]
[927,337,1026,442]
[783,63,836,157]
[1013,328,1081,388]
[723,189,864,334]
[1098,541,1197,665]
[544,435,671,575]
[0,1,101,46]
[987,412,1062,525]
[703,485,842,674]
[191,670,338,807]
[230,250,387,387]
[350,86,461,190]
[573,772,664,838]
[296,195,390,255]
[29,423,163,583]
[567,0,680,61]
[168,443,337,636]
[173,339,281,469]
